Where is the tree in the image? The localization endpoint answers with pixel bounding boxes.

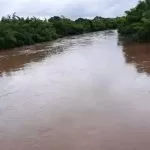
[0,14,119,50]
[119,0,150,41]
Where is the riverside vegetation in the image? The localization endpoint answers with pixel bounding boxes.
[0,0,150,50]
[0,14,122,50]
[118,0,150,41]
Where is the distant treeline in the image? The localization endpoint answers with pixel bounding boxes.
[0,14,122,49]
[1,1,149,50]
[118,0,150,42]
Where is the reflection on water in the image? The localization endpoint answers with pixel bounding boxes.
[123,42,150,75]
[0,34,93,77]
[0,42,66,76]
[1,30,150,150]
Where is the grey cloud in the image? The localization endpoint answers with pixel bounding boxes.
[0,0,139,18]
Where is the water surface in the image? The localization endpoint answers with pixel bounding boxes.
[1,30,150,150]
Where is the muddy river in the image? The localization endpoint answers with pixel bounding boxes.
[0,30,150,150]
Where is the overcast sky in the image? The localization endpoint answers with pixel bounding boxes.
[1,0,139,19]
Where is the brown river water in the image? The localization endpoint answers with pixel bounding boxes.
[0,30,150,150]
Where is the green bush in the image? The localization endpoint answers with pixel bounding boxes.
[119,0,150,42]
[0,13,119,50]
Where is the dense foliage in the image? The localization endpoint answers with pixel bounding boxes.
[118,0,150,41]
[0,13,119,49]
